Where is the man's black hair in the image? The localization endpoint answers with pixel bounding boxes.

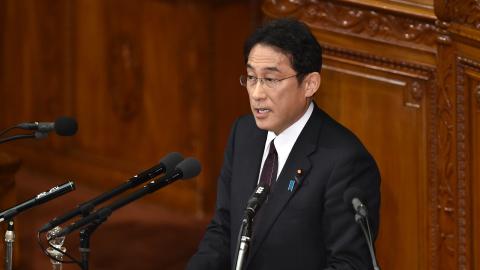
[243,18,323,82]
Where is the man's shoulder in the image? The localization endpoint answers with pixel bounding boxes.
[314,108,369,153]
[231,114,258,134]
[235,114,256,126]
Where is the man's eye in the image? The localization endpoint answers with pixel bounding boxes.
[264,78,277,83]
[247,75,256,81]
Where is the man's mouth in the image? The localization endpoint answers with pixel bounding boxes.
[255,108,271,114]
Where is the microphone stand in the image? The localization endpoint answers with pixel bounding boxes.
[355,214,380,270]
[233,213,253,270]
[78,219,104,270]
[233,183,270,270]
[4,220,14,270]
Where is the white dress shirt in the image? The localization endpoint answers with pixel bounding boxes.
[258,102,314,183]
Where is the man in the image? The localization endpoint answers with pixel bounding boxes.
[188,19,380,270]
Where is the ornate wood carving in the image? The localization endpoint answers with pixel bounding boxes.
[405,81,423,109]
[434,35,457,270]
[427,64,439,270]
[323,44,433,79]
[435,20,452,45]
[108,36,144,121]
[476,85,480,110]
[454,56,480,270]
[262,0,437,51]
[455,58,468,270]
[434,0,480,29]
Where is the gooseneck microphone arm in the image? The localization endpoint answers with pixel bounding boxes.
[44,157,200,270]
[343,187,380,270]
[356,215,380,270]
[0,181,75,223]
[54,157,201,238]
[233,183,270,270]
[0,182,75,269]
[38,152,183,233]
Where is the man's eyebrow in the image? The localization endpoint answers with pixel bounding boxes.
[264,67,280,72]
[246,64,281,73]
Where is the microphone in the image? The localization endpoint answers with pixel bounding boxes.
[343,187,380,270]
[38,152,184,233]
[244,182,270,219]
[17,116,78,136]
[343,187,367,219]
[53,157,201,238]
[233,182,270,270]
[0,181,75,223]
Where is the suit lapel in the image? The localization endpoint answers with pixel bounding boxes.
[230,122,267,254]
[239,127,267,199]
[246,104,324,264]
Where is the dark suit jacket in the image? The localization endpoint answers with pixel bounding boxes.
[188,104,381,270]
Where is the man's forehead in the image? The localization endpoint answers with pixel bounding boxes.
[247,44,293,72]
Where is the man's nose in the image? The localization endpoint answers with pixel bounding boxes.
[250,80,267,100]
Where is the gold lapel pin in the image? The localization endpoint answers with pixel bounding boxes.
[294,169,303,185]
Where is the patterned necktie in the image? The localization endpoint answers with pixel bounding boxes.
[252,139,278,236]
[259,139,278,188]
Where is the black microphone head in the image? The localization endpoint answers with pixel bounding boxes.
[175,158,201,179]
[159,152,184,175]
[244,182,270,218]
[248,182,270,205]
[54,117,78,136]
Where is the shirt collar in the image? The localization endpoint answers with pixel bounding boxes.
[265,102,314,177]
[266,102,313,145]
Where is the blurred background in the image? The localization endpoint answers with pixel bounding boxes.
[0,0,479,269]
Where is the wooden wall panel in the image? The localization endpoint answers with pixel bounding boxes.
[0,0,258,216]
[433,1,480,268]
[473,73,480,270]
[0,0,71,127]
[208,1,257,214]
[260,0,480,269]
[317,51,432,269]
[71,0,214,212]
[454,57,480,270]
[263,0,438,269]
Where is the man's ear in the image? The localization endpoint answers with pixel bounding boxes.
[303,72,321,98]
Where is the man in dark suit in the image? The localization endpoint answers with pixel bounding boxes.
[188,19,380,270]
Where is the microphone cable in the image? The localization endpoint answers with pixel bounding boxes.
[0,125,19,137]
[0,125,35,144]
[36,232,83,269]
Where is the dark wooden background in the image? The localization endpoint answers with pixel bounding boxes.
[0,0,258,215]
[1,0,479,269]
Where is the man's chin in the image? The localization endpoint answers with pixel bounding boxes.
[254,119,273,132]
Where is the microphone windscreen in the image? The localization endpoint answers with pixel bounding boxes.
[159,152,184,175]
[176,158,201,179]
[247,182,270,208]
[54,117,78,136]
[343,186,365,208]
